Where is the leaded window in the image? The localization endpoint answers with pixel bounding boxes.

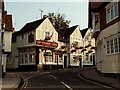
[110,39,114,53]
[106,40,110,54]
[114,38,118,53]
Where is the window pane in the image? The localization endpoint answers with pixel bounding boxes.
[107,9,110,22]
[119,37,120,52]
[110,39,114,53]
[111,6,114,19]
[24,54,28,63]
[45,32,50,38]
[114,38,118,53]
[29,54,34,63]
[114,2,118,17]
[107,40,110,54]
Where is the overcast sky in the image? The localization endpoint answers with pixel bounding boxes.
[4,0,89,31]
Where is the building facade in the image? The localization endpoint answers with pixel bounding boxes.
[10,18,66,70]
[90,1,120,74]
[81,28,96,67]
[0,0,14,76]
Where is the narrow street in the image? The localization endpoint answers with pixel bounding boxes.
[22,69,115,90]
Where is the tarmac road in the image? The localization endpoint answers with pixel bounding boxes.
[23,69,115,90]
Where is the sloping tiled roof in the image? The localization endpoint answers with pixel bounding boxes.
[62,25,79,39]
[80,28,88,38]
[90,2,104,10]
[5,15,13,31]
[90,2,109,11]
[2,14,14,31]
[18,18,46,34]
[56,25,79,42]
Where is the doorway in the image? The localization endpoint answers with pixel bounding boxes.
[64,56,67,68]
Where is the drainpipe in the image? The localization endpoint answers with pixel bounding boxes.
[0,32,2,78]
[0,31,4,78]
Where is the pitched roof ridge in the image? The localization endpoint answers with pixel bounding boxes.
[27,18,46,24]
[18,18,46,34]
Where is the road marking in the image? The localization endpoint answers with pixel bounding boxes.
[24,80,28,88]
[49,75,57,79]
[61,81,73,90]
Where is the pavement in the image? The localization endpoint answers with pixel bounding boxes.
[78,67,120,89]
[1,71,45,89]
[1,67,120,89]
[2,72,22,89]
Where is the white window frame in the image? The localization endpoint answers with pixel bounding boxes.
[106,2,119,23]
[93,13,100,30]
[106,40,110,54]
[106,37,120,55]
[118,37,120,52]
[114,38,118,53]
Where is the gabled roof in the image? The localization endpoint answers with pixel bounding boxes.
[18,18,46,34]
[62,25,79,39]
[80,28,88,38]
[56,25,79,42]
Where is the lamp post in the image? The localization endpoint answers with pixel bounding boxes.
[44,49,46,70]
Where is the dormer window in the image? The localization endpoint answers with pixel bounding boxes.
[106,2,118,23]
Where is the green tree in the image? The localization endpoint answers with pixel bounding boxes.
[47,12,71,29]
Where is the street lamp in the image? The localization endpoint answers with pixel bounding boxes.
[44,49,47,70]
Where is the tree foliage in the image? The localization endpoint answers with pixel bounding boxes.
[47,12,71,29]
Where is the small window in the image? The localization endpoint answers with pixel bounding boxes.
[28,33,34,43]
[95,14,99,22]
[45,32,50,38]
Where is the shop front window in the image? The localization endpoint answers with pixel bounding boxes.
[29,53,35,63]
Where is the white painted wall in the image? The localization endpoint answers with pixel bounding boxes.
[7,42,18,69]
[17,30,36,48]
[3,31,12,52]
[96,21,120,73]
[69,26,82,66]
[36,18,58,44]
